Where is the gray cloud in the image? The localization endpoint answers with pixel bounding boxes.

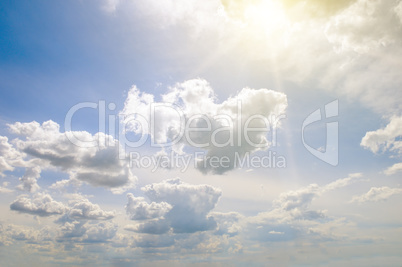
[125,219,171,235]
[125,178,222,235]
[143,178,222,233]
[10,193,66,217]
[245,173,364,242]
[8,120,136,191]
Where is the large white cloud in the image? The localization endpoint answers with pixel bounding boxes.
[7,120,136,191]
[121,79,287,174]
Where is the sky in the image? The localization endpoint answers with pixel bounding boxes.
[0,0,401,266]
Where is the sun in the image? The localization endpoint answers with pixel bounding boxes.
[243,0,289,33]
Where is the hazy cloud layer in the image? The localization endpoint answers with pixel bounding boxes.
[351,186,402,203]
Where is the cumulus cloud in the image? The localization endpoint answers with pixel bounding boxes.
[8,120,136,191]
[361,116,402,154]
[361,116,402,174]
[143,178,222,233]
[65,198,115,221]
[351,186,402,203]
[4,224,52,245]
[82,222,118,243]
[50,195,116,225]
[0,136,24,176]
[16,166,41,192]
[121,79,287,174]
[126,194,172,220]
[125,178,222,235]
[246,173,364,242]
[269,173,362,221]
[51,196,118,243]
[10,193,66,217]
[57,221,118,243]
[210,212,243,237]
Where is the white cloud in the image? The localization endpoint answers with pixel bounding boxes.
[245,173,364,242]
[57,220,118,244]
[0,136,24,176]
[82,222,118,243]
[361,116,402,154]
[269,173,362,221]
[325,0,402,53]
[16,166,41,192]
[121,79,287,174]
[384,162,402,175]
[65,198,115,221]
[4,224,52,244]
[143,178,222,233]
[361,116,402,174]
[124,178,222,234]
[49,177,82,191]
[210,211,243,236]
[10,193,66,217]
[323,173,363,191]
[8,120,136,190]
[126,193,172,220]
[351,186,402,203]
[57,221,86,240]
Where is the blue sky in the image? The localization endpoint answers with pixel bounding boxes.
[0,0,402,266]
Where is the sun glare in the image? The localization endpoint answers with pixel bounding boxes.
[243,0,289,33]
